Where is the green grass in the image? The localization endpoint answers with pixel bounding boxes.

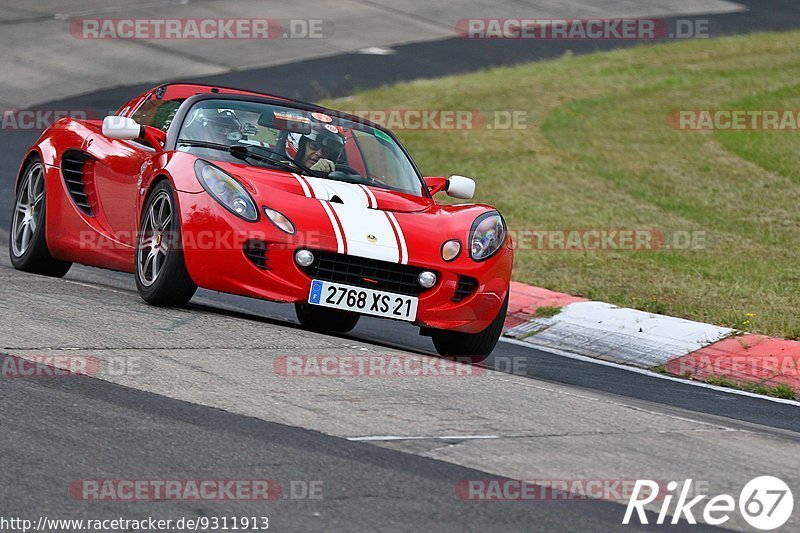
[324,31,800,338]
[704,376,797,400]
[533,306,562,318]
[652,365,796,400]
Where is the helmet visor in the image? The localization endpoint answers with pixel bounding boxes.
[306,136,344,160]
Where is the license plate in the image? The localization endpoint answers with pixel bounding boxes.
[308,280,418,322]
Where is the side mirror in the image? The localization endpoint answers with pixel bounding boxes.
[102,116,166,150]
[423,176,448,195]
[446,175,475,199]
[102,116,144,140]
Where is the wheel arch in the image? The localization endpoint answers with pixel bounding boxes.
[138,173,173,226]
[15,149,43,194]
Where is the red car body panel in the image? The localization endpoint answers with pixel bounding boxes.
[18,83,513,334]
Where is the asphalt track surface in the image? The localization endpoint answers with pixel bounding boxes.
[2,2,800,531]
[6,367,690,532]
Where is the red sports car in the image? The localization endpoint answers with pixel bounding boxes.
[9,83,513,359]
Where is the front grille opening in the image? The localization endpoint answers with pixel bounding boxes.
[244,240,269,269]
[61,151,94,217]
[301,250,434,296]
[452,275,478,302]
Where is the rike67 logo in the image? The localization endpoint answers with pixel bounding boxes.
[624,477,794,530]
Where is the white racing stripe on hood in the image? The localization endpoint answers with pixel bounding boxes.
[385,211,408,265]
[292,173,312,197]
[297,177,408,263]
[306,178,331,200]
[305,177,370,207]
[320,201,345,254]
[358,184,378,209]
[329,202,400,263]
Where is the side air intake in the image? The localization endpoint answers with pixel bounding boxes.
[61,151,94,217]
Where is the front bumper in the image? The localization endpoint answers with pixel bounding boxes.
[177,191,513,334]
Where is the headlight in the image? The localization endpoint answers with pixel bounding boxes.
[263,206,296,234]
[194,160,259,222]
[469,211,506,261]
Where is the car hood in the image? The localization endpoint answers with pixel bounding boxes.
[213,161,432,214]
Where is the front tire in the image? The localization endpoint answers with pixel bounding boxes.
[8,157,72,277]
[295,304,360,334]
[431,292,509,362]
[135,180,197,307]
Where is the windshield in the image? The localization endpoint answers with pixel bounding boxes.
[176,98,425,196]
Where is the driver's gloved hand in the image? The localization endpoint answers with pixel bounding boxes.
[310,158,335,173]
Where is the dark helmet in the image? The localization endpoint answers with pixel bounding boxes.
[285,126,345,163]
[186,109,242,144]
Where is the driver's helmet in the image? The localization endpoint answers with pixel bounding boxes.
[286,126,346,166]
[184,109,242,144]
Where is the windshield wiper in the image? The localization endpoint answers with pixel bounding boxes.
[231,144,319,176]
[176,139,320,176]
[176,139,234,153]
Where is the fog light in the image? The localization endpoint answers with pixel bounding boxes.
[418,271,437,289]
[295,249,314,267]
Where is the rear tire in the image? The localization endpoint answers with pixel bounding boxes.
[295,304,360,334]
[9,156,72,278]
[431,292,509,362]
[135,180,197,307]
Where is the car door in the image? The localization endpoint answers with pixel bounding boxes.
[85,134,152,247]
[86,95,182,247]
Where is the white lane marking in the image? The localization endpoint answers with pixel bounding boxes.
[348,435,500,442]
[385,211,408,264]
[319,201,345,254]
[499,337,800,407]
[357,46,397,56]
[63,279,128,295]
